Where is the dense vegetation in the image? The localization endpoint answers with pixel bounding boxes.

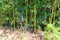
[0,0,60,40]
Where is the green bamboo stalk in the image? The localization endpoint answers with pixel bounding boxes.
[48,0,56,24]
[30,0,32,21]
[25,0,28,27]
[13,1,15,30]
[34,4,37,32]
[26,10,28,26]
[49,14,52,24]
[52,0,57,25]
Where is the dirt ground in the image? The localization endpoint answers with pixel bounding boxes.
[0,27,45,40]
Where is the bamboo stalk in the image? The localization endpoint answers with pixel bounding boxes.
[25,0,28,27]
[34,4,37,32]
[52,0,57,25]
[13,1,15,31]
[26,10,28,26]
[30,0,32,21]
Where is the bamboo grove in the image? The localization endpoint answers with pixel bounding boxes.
[0,0,60,32]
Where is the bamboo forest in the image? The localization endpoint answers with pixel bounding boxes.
[0,0,60,40]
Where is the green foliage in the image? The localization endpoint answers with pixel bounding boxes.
[0,0,60,40]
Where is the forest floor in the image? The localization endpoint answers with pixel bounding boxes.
[0,26,45,40]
